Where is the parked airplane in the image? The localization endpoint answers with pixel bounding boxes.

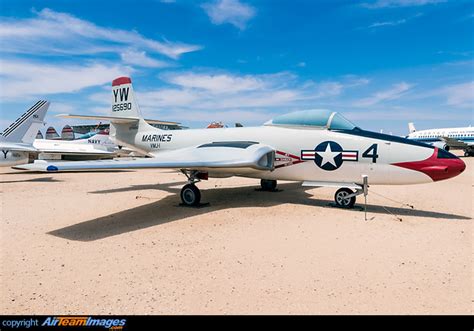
[0,100,49,166]
[33,130,119,161]
[15,77,466,208]
[406,123,474,156]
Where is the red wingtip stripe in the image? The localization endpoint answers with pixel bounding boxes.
[112,77,132,86]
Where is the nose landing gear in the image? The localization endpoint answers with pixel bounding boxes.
[333,176,369,219]
[334,188,356,208]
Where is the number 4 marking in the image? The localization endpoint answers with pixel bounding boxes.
[362,144,379,163]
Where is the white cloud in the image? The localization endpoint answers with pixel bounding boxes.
[202,0,256,30]
[0,59,131,99]
[129,72,370,114]
[312,82,345,98]
[162,72,267,93]
[364,13,422,29]
[144,108,275,124]
[353,82,413,107]
[368,19,407,28]
[343,76,371,87]
[362,0,446,9]
[120,50,170,68]
[132,71,303,110]
[442,81,474,108]
[48,102,76,114]
[344,108,470,122]
[0,8,201,59]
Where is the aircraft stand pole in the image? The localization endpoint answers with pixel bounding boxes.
[362,175,369,221]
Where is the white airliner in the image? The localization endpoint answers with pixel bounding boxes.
[15,77,466,208]
[406,123,474,156]
[0,100,50,167]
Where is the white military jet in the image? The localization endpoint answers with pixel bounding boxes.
[15,77,466,208]
[0,100,50,167]
[33,130,118,161]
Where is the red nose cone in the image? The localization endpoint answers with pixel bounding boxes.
[393,148,466,182]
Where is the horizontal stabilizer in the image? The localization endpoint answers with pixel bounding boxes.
[0,142,38,152]
[56,114,180,126]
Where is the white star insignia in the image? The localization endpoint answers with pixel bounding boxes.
[318,143,340,167]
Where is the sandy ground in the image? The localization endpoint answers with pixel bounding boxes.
[0,156,472,315]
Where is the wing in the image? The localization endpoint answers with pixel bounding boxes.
[38,150,115,156]
[0,142,38,152]
[440,136,469,149]
[14,143,275,172]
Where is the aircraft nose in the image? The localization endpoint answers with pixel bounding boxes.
[423,148,466,182]
[393,147,465,182]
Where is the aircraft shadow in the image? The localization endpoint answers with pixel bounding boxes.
[49,182,471,242]
[88,181,188,195]
[0,176,62,184]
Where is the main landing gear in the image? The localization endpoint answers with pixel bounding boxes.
[260,179,277,191]
[180,183,201,206]
[179,170,207,206]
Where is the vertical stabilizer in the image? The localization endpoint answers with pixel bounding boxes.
[109,77,157,150]
[111,77,142,119]
[45,126,60,140]
[0,100,49,144]
[61,125,75,140]
[408,122,416,134]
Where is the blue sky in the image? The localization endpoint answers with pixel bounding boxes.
[0,0,472,134]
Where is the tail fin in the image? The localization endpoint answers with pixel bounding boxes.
[0,100,49,144]
[109,77,157,149]
[111,77,142,119]
[45,126,60,139]
[408,122,416,134]
[61,125,75,140]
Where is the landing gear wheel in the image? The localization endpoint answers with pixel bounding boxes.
[334,188,356,208]
[180,184,201,206]
[260,179,277,191]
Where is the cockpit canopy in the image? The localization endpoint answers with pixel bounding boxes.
[264,109,358,130]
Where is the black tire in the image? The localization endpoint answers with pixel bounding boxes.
[334,188,356,208]
[444,145,450,152]
[260,179,277,191]
[180,184,201,206]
